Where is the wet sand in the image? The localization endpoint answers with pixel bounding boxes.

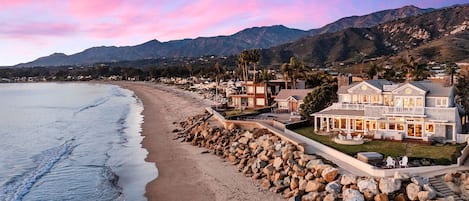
[115,82,283,201]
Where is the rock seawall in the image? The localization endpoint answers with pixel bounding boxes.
[175,113,460,201]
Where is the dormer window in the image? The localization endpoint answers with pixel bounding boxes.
[436,98,447,107]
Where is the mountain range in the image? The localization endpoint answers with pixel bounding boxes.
[262,4,469,65]
[16,5,433,67]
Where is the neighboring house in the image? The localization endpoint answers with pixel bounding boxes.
[274,89,313,113]
[228,81,268,109]
[311,78,465,143]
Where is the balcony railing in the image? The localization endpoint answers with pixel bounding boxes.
[331,103,365,110]
[331,103,426,116]
[385,107,425,115]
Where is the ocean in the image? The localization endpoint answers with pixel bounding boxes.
[0,83,157,201]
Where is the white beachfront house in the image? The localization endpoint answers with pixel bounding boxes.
[311,78,465,143]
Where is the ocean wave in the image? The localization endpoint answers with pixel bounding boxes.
[0,140,75,201]
[74,97,110,115]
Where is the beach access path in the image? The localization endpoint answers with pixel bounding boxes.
[115,82,283,201]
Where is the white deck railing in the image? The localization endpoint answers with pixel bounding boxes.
[386,107,425,115]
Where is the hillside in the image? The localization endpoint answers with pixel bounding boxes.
[16,5,429,67]
[262,5,469,65]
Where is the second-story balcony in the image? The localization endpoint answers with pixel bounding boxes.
[385,107,425,116]
[330,103,426,116]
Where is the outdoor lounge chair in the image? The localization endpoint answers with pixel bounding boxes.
[386,156,395,168]
[338,134,344,140]
[399,156,408,168]
[354,134,363,141]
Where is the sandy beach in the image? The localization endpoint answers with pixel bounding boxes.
[115,82,283,201]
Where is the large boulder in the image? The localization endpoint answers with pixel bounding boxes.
[343,189,365,201]
[305,180,325,192]
[374,193,389,201]
[379,177,401,194]
[258,150,270,161]
[411,176,429,187]
[325,181,342,194]
[262,164,275,176]
[322,167,339,182]
[301,192,320,201]
[444,173,454,182]
[290,177,299,190]
[260,178,271,190]
[273,157,283,170]
[299,178,308,191]
[422,184,436,200]
[238,136,250,144]
[358,178,379,195]
[341,174,357,186]
[305,159,323,170]
[324,193,337,201]
[406,183,421,200]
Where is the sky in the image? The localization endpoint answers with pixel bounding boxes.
[0,0,467,66]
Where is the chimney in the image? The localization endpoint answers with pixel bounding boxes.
[338,74,352,88]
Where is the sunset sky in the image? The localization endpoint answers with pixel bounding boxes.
[0,0,467,66]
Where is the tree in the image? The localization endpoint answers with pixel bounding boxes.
[281,62,293,89]
[300,83,337,119]
[238,50,250,81]
[249,49,260,82]
[445,63,458,85]
[281,56,305,89]
[366,62,380,79]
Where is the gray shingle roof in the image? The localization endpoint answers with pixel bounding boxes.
[411,80,452,97]
[274,89,314,101]
[364,79,395,90]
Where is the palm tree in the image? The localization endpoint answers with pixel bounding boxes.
[281,62,293,89]
[249,49,260,83]
[281,56,305,89]
[445,63,458,85]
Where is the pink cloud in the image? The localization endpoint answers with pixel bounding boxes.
[0,22,78,38]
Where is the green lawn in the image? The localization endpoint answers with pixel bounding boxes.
[293,126,463,165]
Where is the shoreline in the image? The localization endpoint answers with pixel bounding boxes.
[114,81,283,201]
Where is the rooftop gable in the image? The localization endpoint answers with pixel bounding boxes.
[274,89,313,101]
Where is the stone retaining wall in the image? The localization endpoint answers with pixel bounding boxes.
[177,110,461,200]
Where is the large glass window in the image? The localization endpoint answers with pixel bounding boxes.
[334,118,340,129]
[389,123,396,130]
[415,124,422,137]
[409,98,415,108]
[256,98,265,106]
[425,123,434,133]
[352,95,358,103]
[362,95,368,103]
[356,119,363,131]
[340,119,346,129]
[255,86,265,94]
[384,95,391,106]
[397,123,405,131]
[379,122,387,130]
[416,97,423,107]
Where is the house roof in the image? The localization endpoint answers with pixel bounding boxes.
[338,79,451,97]
[338,83,358,94]
[274,89,314,101]
[364,79,395,90]
[410,80,453,97]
